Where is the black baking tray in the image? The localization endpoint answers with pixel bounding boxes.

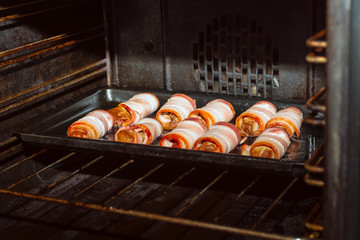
[14,87,323,176]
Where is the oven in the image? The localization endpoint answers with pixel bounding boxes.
[0,0,358,239]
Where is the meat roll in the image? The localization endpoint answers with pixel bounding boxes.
[159,117,208,149]
[114,118,163,145]
[250,127,291,159]
[265,107,303,138]
[235,101,277,137]
[193,122,241,153]
[188,99,235,129]
[67,109,114,139]
[108,93,160,127]
[156,93,196,130]
[241,144,251,156]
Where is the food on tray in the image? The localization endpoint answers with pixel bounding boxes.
[241,144,251,156]
[193,122,241,153]
[108,93,160,127]
[249,127,291,159]
[159,117,208,149]
[235,101,277,137]
[188,99,235,129]
[265,107,303,138]
[114,118,163,145]
[156,93,196,130]
[67,109,114,139]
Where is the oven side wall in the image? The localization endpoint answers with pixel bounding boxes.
[0,0,107,142]
[326,0,360,239]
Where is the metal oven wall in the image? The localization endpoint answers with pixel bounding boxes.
[106,0,325,101]
[325,0,360,239]
[0,0,107,142]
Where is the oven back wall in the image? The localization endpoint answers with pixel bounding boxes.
[112,0,325,101]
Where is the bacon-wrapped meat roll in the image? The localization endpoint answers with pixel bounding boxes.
[250,127,291,159]
[193,122,241,153]
[235,101,277,137]
[114,118,163,145]
[265,107,303,138]
[108,93,160,127]
[156,93,196,130]
[188,99,235,129]
[241,144,251,156]
[159,118,208,149]
[67,110,114,139]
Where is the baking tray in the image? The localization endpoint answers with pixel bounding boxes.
[14,87,323,176]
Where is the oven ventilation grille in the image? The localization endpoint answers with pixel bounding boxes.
[193,14,279,98]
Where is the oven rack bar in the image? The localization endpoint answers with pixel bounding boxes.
[0,59,106,118]
[0,139,321,240]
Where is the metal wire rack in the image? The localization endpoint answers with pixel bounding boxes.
[0,136,322,240]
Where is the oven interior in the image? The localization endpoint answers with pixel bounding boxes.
[0,0,326,239]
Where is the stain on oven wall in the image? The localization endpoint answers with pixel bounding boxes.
[112,0,325,101]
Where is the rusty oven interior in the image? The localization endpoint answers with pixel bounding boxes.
[1,0,358,239]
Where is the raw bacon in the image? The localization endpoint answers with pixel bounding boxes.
[193,122,241,153]
[156,93,196,130]
[108,93,160,127]
[235,101,277,137]
[188,99,235,129]
[265,107,303,138]
[67,109,114,139]
[114,118,163,145]
[250,127,291,159]
[159,117,208,149]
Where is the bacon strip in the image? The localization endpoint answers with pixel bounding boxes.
[156,93,196,130]
[265,107,303,138]
[108,93,160,127]
[188,99,235,129]
[114,118,163,145]
[67,110,114,139]
[193,122,241,153]
[159,118,208,149]
[235,101,277,137]
[250,127,291,159]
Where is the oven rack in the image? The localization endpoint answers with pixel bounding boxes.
[0,136,322,240]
